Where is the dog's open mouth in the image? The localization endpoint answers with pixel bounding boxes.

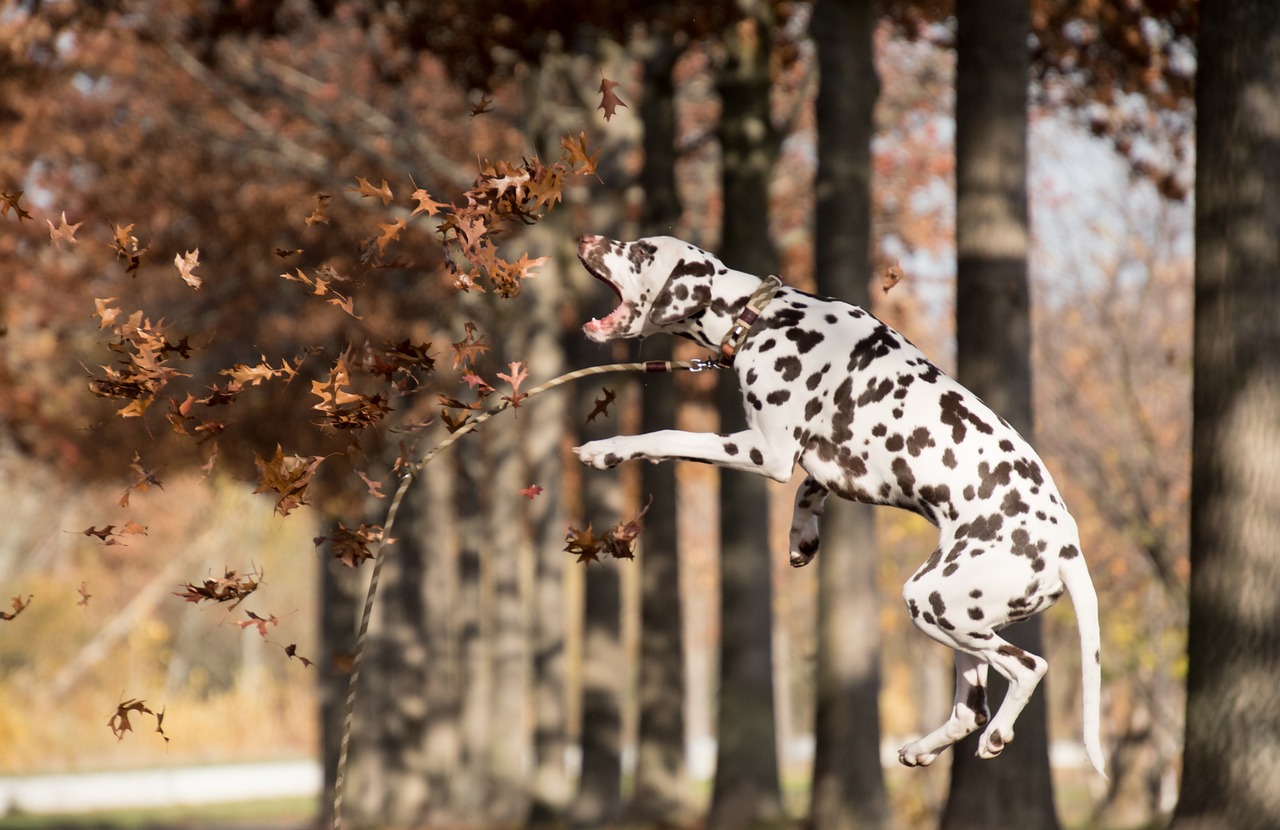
[578,239,631,341]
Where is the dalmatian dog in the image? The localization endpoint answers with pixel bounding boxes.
[572,234,1105,775]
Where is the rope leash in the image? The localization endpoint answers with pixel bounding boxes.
[330,357,720,829]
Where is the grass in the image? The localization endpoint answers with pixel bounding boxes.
[0,797,316,830]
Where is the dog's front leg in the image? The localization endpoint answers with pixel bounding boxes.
[575,429,796,482]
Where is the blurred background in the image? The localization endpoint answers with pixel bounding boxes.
[0,1,1200,829]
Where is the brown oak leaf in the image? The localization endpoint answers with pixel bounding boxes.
[598,77,628,121]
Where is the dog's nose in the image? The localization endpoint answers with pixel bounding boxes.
[579,233,598,246]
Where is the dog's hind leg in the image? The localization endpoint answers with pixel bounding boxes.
[788,475,828,567]
[898,652,990,767]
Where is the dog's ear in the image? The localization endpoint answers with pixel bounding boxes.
[649,260,714,326]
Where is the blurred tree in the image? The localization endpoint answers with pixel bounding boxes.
[627,26,694,826]
[707,2,786,829]
[808,1,889,828]
[1171,4,1280,829]
[940,0,1059,828]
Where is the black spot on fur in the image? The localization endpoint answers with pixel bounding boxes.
[766,389,792,406]
[774,355,803,382]
[892,457,916,497]
[850,325,901,371]
[787,328,826,354]
[907,426,935,456]
[1001,489,1030,517]
[997,644,1038,672]
[939,389,994,443]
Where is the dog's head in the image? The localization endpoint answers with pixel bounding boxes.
[577,234,722,343]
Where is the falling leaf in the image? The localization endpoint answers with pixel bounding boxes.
[470,92,494,117]
[450,322,490,370]
[274,247,303,258]
[356,469,386,499]
[521,484,543,499]
[462,372,493,393]
[110,223,147,273]
[237,610,279,637]
[882,261,905,293]
[77,582,92,608]
[285,644,314,668]
[81,525,117,543]
[119,453,163,508]
[199,444,219,482]
[564,524,604,565]
[305,193,332,227]
[598,77,628,121]
[0,190,33,222]
[560,131,599,177]
[48,211,83,245]
[375,217,407,255]
[586,388,617,423]
[253,445,325,516]
[0,595,32,621]
[93,297,122,330]
[174,248,202,289]
[348,176,393,206]
[154,707,169,743]
[409,186,448,218]
[440,409,470,433]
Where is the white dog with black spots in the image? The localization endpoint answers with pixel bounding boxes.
[573,233,1105,775]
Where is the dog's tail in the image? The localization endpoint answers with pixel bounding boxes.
[1061,550,1107,778]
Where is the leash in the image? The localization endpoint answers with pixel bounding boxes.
[330,356,720,830]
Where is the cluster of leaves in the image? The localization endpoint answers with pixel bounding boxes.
[564,498,652,565]
[88,300,193,419]
[315,522,386,568]
[108,698,168,744]
[173,568,261,608]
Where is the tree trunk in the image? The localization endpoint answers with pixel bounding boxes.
[345,462,454,827]
[1170,5,1280,829]
[941,1,1059,828]
[488,416,536,824]
[707,4,785,828]
[808,1,888,828]
[568,337,625,826]
[626,30,692,825]
[453,442,494,820]
[319,544,361,829]
[522,203,578,819]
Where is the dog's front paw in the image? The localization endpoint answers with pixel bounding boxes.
[898,742,938,768]
[574,440,625,471]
